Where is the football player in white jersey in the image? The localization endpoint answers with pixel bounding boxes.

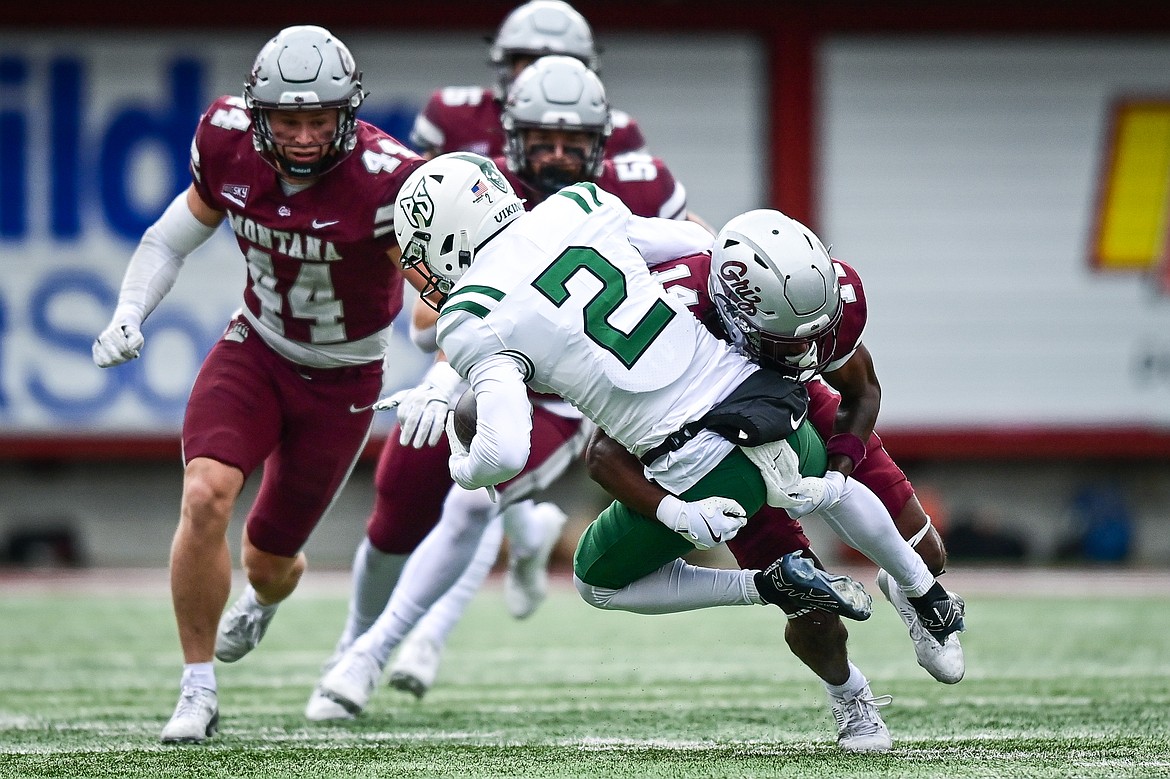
[311,154,960,752]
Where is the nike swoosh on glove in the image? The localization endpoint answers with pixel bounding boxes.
[656,494,748,551]
[784,470,847,519]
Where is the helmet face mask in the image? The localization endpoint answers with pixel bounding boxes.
[395,153,526,310]
[489,0,598,96]
[245,25,365,179]
[502,55,612,194]
[709,209,844,381]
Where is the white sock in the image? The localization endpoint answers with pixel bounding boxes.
[824,662,867,699]
[574,558,756,614]
[351,486,494,666]
[181,662,215,692]
[816,479,936,597]
[334,539,409,653]
[411,512,504,645]
[501,499,542,558]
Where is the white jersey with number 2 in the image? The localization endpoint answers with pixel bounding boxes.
[438,183,759,491]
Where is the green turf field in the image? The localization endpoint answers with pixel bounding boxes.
[1,573,1168,778]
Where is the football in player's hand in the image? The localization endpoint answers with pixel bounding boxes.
[452,388,477,448]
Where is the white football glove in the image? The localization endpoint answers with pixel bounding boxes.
[373,362,463,449]
[92,321,145,368]
[445,409,497,502]
[740,439,802,509]
[656,494,748,551]
[784,470,847,519]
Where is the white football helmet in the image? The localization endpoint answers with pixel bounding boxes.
[395,153,525,309]
[709,209,843,380]
[245,25,365,178]
[489,0,598,96]
[502,55,612,192]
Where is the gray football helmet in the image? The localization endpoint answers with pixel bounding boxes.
[489,0,598,96]
[245,25,365,178]
[709,209,843,380]
[395,153,525,309]
[502,55,612,193]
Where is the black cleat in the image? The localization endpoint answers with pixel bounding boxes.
[756,550,872,621]
[911,589,966,642]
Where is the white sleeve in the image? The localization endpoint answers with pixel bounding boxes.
[113,191,218,325]
[409,319,440,353]
[626,214,714,268]
[448,352,533,489]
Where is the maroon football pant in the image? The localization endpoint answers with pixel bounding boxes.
[182,319,383,557]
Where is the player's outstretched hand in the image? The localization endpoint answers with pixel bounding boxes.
[375,362,463,448]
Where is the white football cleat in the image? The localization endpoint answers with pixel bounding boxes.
[160,686,219,744]
[829,684,892,753]
[215,589,277,663]
[876,569,965,684]
[305,650,356,721]
[305,688,356,722]
[316,649,383,716]
[504,502,568,619]
[387,632,444,700]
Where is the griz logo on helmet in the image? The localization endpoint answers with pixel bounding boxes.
[718,260,764,315]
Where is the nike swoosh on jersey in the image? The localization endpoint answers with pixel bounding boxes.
[312,219,340,229]
[790,408,808,430]
[349,403,374,413]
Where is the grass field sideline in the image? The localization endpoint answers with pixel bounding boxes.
[2,565,1169,778]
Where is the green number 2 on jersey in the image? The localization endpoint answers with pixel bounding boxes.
[532,247,676,369]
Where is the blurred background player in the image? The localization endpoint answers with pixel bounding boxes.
[306,55,705,719]
[409,0,646,160]
[92,26,423,743]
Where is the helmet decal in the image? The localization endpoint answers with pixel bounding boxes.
[399,175,436,230]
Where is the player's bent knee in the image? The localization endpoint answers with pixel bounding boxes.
[573,575,620,610]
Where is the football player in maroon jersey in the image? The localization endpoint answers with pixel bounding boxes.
[409,0,646,160]
[304,56,707,720]
[92,26,424,744]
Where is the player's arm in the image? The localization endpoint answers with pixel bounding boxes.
[685,211,716,235]
[92,185,223,368]
[585,427,747,550]
[820,343,882,477]
[448,353,533,490]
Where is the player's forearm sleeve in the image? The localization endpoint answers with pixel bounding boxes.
[113,191,218,324]
[627,214,713,267]
[450,355,533,488]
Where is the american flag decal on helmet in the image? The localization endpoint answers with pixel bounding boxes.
[470,178,490,202]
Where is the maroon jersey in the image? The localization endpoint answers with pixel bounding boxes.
[497,152,685,219]
[192,95,424,366]
[409,86,645,158]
